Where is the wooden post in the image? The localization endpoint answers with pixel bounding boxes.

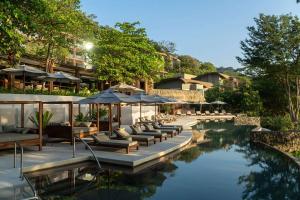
[96,104,99,132]
[69,102,73,127]
[21,104,24,128]
[23,71,25,92]
[78,104,81,115]
[38,102,43,151]
[118,103,121,128]
[109,104,112,133]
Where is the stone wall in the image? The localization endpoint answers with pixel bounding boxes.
[251,131,300,153]
[234,115,260,127]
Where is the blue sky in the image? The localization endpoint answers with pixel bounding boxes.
[81,0,300,68]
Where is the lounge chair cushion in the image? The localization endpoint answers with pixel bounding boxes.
[116,128,131,137]
[2,125,17,133]
[0,133,39,142]
[93,133,110,141]
[92,134,137,147]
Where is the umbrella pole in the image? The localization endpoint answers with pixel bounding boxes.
[96,104,99,132]
[23,71,25,92]
[109,104,112,135]
[154,103,157,122]
[140,103,142,127]
[118,103,121,128]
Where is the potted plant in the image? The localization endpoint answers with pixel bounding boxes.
[29,110,53,130]
[74,112,92,127]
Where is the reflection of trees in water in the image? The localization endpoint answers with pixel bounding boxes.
[237,144,300,200]
[197,122,300,200]
[177,145,203,163]
[197,122,253,153]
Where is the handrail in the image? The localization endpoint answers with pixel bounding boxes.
[14,142,39,200]
[14,141,23,178]
[23,175,39,200]
[73,136,102,170]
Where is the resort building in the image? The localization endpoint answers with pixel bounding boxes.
[194,72,239,89]
[155,73,213,95]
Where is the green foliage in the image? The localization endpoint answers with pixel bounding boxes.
[75,112,90,122]
[205,85,263,116]
[0,0,45,57]
[172,55,216,75]
[160,105,172,114]
[92,22,164,83]
[29,111,53,129]
[261,115,294,132]
[238,14,300,123]
[91,108,108,120]
[0,87,97,97]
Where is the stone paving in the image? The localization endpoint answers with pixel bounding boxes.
[0,116,199,200]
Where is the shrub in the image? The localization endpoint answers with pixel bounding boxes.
[261,115,294,131]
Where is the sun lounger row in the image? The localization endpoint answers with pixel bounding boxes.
[176,110,231,116]
[83,121,183,154]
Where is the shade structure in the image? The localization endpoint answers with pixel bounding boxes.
[78,89,139,104]
[1,64,48,77]
[78,89,139,133]
[200,102,210,105]
[109,83,144,93]
[1,64,48,91]
[38,71,80,83]
[131,93,163,124]
[210,100,227,105]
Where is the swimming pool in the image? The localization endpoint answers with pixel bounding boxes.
[27,122,300,200]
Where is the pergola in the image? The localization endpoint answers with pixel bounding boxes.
[0,101,43,150]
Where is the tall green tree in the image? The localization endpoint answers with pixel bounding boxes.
[26,0,98,71]
[92,22,164,83]
[173,55,216,75]
[0,0,45,62]
[237,14,300,124]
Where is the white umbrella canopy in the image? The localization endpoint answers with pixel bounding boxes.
[110,83,144,93]
[210,100,227,105]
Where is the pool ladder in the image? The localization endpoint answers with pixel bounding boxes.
[72,136,102,170]
[14,142,39,200]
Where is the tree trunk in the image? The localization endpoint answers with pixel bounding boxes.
[285,73,299,125]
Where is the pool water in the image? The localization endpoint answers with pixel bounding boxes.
[27,122,300,200]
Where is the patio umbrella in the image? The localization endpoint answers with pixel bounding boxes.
[199,102,210,112]
[131,93,163,124]
[210,100,227,105]
[110,83,144,94]
[210,100,227,110]
[1,64,48,91]
[39,71,80,83]
[79,89,138,132]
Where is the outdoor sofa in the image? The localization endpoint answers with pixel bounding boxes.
[0,125,41,150]
[45,123,98,143]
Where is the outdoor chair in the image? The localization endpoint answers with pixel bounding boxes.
[113,128,156,146]
[214,110,220,115]
[89,133,139,154]
[196,111,201,115]
[205,111,211,116]
[153,122,182,133]
[143,123,177,138]
[130,125,167,142]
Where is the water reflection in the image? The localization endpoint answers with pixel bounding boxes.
[28,122,300,200]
